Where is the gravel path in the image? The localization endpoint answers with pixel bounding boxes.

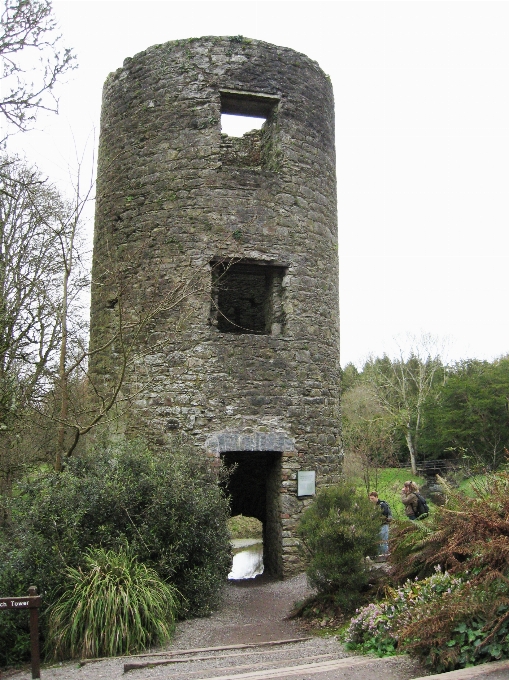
[7,573,428,680]
[171,572,312,648]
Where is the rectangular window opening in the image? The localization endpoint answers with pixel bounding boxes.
[219,90,280,171]
[220,90,279,118]
[210,260,286,336]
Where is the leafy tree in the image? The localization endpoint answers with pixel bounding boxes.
[420,357,509,470]
[342,382,397,489]
[341,362,360,392]
[0,0,75,138]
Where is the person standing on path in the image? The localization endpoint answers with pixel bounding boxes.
[401,480,419,520]
[369,491,392,555]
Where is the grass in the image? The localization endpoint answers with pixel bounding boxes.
[46,547,182,660]
[457,473,491,496]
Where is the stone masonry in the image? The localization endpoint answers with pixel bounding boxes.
[90,36,341,576]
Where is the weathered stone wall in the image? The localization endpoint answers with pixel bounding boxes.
[90,36,341,576]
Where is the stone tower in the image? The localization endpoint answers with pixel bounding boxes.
[90,36,341,577]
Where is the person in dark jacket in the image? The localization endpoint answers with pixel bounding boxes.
[369,491,392,554]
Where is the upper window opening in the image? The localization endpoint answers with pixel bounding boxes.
[219,90,280,171]
[221,113,265,138]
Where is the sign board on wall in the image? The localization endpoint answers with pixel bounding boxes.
[297,470,316,497]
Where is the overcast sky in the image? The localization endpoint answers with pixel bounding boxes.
[10,1,509,368]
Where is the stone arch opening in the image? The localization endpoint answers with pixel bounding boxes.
[221,450,282,577]
[206,431,295,577]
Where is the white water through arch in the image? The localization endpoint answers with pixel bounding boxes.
[228,539,264,580]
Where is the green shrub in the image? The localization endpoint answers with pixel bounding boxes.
[0,438,232,664]
[228,515,262,539]
[47,547,180,659]
[297,482,380,612]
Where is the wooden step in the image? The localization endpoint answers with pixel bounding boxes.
[410,658,509,679]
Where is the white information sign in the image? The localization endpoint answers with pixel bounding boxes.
[297,470,316,497]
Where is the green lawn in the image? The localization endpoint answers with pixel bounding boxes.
[457,473,490,497]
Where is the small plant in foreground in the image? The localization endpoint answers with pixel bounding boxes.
[436,608,509,672]
[399,582,509,671]
[46,547,182,660]
[345,566,466,657]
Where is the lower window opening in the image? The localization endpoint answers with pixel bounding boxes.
[210,261,286,335]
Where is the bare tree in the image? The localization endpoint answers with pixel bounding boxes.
[44,242,212,470]
[364,334,445,475]
[0,0,75,138]
[0,154,68,488]
[0,151,238,476]
[52,148,92,471]
[342,381,397,490]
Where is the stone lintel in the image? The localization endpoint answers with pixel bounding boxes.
[205,431,296,455]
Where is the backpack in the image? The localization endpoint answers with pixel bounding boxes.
[379,500,392,521]
[414,493,429,518]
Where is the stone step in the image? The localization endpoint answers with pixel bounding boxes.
[24,634,509,679]
[183,654,418,680]
[124,638,509,680]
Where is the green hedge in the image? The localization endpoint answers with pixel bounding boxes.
[298,481,380,612]
[0,438,232,665]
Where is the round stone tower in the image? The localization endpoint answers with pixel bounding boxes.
[90,36,341,577]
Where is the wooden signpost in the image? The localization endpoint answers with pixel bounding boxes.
[0,586,41,679]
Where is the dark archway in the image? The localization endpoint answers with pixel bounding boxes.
[222,451,282,577]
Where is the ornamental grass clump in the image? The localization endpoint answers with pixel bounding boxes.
[47,547,182,660]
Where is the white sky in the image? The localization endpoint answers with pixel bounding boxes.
[9,0,509,368]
